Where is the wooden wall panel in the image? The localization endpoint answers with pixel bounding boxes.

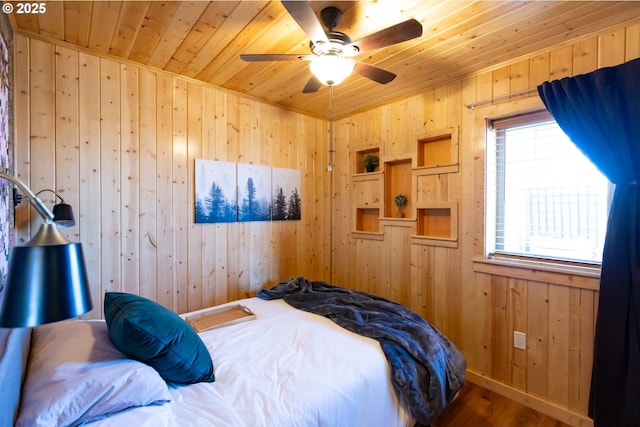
[331,116,354,288]
[54,46,79,243]
[186,82,202,312]
[172,78,189,313]
[385,224,412,306]
[14,34,331,319]
[510,278,528,391]
[78,52,102,315]
[13,35,29,239]
[212,94,233,304]
[568,288,595,415]
[489,275,509,384]
[99,59,121,300]
[527,281,550,398]
[155,73,174,309]
[27,40,55,234]
[627,23,640,60]
[138,68,158,302]
[120,64,140,297]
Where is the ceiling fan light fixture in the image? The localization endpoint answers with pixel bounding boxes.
[310,55,355,86]
[242,2,423,93]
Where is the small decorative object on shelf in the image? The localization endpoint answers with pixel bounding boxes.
[362,154,379,173]
[394,194,408,218]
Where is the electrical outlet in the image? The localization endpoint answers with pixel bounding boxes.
[513,331,527,350]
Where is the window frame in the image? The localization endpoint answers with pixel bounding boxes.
[468,98,600,289]
[485,107,611,266]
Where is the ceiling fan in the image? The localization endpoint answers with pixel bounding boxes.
[240,1,423,93]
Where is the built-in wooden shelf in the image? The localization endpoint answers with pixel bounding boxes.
[412,202,458,248]
[414,127,459,175]
[353,147,381,175]
[353,206,384,240]
[355,207,380,233]
[383,157,412,218]
[352,170,383,181]
[352,230,385,241]
[349,133,460,244]
[380,217,416,229]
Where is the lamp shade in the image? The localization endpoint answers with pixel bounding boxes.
[0,223,92,327]
[52,202,76,228]
[310,55,355,86]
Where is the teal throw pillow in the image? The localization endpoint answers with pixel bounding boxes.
[104,292,215,385]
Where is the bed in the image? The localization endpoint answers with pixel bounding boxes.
[0,278,465,427]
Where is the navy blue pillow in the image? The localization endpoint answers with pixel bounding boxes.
[104,292,215,385]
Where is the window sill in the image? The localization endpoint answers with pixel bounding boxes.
[472,256,601,291]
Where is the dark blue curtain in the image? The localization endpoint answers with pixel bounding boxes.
[538,58,640,426]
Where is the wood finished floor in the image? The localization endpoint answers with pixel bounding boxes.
[431,382,573,427]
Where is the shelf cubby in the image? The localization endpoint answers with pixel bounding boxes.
[383,157,412,218]
[412,202,458,248]
[352,207,384,240]
[355,208,381,232]
[353,147,381,175]
[415,127,459,175]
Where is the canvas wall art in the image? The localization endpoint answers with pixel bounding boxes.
[237,163,271,222]
[194,159,237,223]
[194,160,301,224]
[272,167,301,221]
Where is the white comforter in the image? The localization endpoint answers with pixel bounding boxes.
[89,298,413,427]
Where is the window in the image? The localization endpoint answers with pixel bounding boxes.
[486,110,612,264]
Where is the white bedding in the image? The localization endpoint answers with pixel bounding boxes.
[88,297,413,427]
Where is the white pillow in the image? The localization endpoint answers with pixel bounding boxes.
[16,320,172,427]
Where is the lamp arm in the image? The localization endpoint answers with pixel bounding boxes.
[35,188,65,203]
[0,170,55,222]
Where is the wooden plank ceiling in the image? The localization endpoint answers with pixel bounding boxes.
[9,1,640,119]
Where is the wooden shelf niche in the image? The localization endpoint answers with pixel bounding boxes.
[384,157,412,219]
[353,147,381,175]
[412,202,458,248]
[415,127,459,175]
[353,207,383,240]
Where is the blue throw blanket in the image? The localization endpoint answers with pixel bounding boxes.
[257,277,466,425]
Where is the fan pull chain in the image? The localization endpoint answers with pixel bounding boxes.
[327,86,335,171]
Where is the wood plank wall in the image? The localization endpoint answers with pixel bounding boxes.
[331,18,640,427]
[13,34,332,319]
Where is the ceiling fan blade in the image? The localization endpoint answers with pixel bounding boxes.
[302,76,322,93]
[281,0,329,45]
[241,53,313,62]
[351,19,422,52]
[354,62,396,84]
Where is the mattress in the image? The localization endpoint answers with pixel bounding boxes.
[88,297,413,426]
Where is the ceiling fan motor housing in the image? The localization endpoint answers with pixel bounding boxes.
[310,31,358,57]
[320,6,342,30]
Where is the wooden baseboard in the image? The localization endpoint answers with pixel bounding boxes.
[465,370,594,427]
